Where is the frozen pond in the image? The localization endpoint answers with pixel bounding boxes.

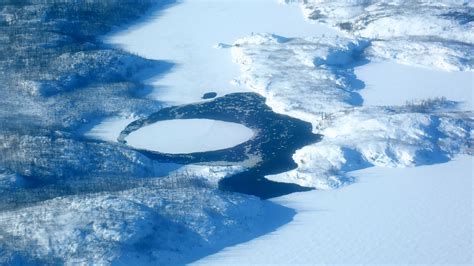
[124,119,254,154]
[355,61,474,109]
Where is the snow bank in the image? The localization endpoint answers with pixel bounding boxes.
[232,34,368,117]
[124,119,254,154]
[270,107,472,188]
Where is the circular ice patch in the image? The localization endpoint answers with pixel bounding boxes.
[124,119,254,154]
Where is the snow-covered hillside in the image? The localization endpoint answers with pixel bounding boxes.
[0,175,292,265]
[0,1,290,264]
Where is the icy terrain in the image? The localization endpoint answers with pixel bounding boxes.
[196,0,472,263]
[231,33,472,188]
[198,155,473,264]
[0,1,294,264]
[1,0,472,265]
[295,0,474,71]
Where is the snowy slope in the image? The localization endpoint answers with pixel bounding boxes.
[0,176,293,265]
[0,1,294,265]
[196,1,472,264]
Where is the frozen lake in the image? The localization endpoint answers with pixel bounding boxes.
[124,119,254,154]
[355,61,474,109]
[107,0,337,106]
[197,155,473,264]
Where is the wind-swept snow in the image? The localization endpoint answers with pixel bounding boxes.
[213,1,472,262]
[2,0,472,264]
[232,34,368,118]
[272,106,472,188]
[124,119,254,154]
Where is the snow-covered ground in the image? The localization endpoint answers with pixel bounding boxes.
[296,0,474,71]
[197,155,473,265]
[67,0,474,264]
[0,175,290,265]
[231,32,472,189]
[124,119,254,154]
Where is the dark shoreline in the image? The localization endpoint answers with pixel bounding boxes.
[119,92,322,199]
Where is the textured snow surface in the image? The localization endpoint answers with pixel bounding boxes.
[0,177,287,265]
[232,34,368,117]
[124,119,254,154]
[275,107,472,188]
[295,0,474,71]
[197,155,473,265]
[232,33,473,189]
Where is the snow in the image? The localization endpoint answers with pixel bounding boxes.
[231,34,368,118]
[355,61,474,109]
[83,116,135,142]
[267,106,472,189]
[202,1,472,263]
[124,119,254,154]
[7,0,471,264]
[231,32,472,189]
[297,0,474,71]
[107,0,337,106]
[196,155,473,265]
[0,178,288,265]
